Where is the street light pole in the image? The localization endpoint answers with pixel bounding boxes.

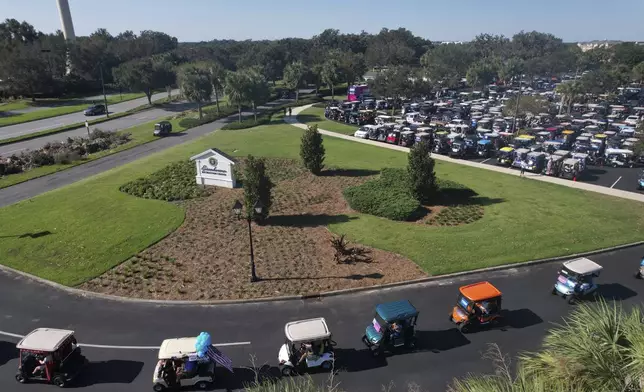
[232,200,263,283]
[99,63,109,118]
[246,218,258,282]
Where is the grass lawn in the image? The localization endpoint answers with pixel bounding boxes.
[0,116,643,286]
[0,93,145,127]
[297,106,358,135]
[0,118,187,189]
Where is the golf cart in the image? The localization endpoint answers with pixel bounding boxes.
[399,130,415,147]
[636,256,644,279]
[525,151,547,172]
[639,170,644,190]
[153,121,172,137]
[605,148,636,168]
[449,281,503,333]
[544,155,564,176]
[278,318,335,376]
[15,328,87,388]
[560,158,581,180]
[496,147,515,166]
[511,148,530,169]
[362,300,418,356]
[153,336,216,391]
[552,258,603,304]
[476,139,494,158]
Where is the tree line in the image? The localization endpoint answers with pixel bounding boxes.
[2,18,644,104]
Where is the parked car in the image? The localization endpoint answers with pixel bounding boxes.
[83,104,106,116]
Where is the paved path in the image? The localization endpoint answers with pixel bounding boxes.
[286,104,644,203]
[0,100,291,208]
[0,244,641,391]
[0,90,180,141]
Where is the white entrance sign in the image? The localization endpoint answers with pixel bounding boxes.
[190,148,237,188]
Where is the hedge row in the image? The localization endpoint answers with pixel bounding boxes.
[119,160,209,201]
[343,168,420,221]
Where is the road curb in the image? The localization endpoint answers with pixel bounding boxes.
[1,241,642,306]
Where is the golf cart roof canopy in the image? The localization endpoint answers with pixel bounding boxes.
[158,337,198,359]
[375,300,418,322]
[285,318,331,342]
[17,328,75,352]
[562,258,603,275]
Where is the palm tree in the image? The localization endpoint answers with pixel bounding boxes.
[450,300,644,392]
[244,68,270,122]
[225,71,251,123]
[283,61,306,103]
[207,61,225,115]
[556,81,582,115]
[177,65,212,119]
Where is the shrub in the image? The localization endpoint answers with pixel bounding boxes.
[119,160,209,201]
[53,150,81,165]
[408,141,437,203]
[343,168,420,221]
[242,155,274,221]
[300,124,325,175]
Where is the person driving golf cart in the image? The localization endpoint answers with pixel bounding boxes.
[278,318,335,376]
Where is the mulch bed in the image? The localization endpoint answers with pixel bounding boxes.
[80,159,427,300]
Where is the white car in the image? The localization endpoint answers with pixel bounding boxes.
[625,115,640,126]
[354,125,375,139]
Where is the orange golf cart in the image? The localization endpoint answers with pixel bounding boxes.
[449,281,502,333]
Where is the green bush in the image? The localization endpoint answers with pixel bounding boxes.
[343,168,420,221]
[119,160,209,201]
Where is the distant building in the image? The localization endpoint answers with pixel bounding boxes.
[577,40,622,51]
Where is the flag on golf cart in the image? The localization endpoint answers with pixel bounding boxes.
[207,345,233,373]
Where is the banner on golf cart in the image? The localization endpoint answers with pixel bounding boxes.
[207,345,234,373]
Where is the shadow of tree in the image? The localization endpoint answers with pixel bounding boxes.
[295,114,319,124]
[320,169,380,177]
[0,231,53,239]
[261,272,384,282]
[266,214,356,228]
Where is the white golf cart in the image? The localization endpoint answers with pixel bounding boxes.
[552,258,603,304]
[278,318,335,376]
[153,337,215,391]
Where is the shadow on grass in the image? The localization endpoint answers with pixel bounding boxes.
[0,341,19,366]
[266,214,356,228]
[0,231,53,239]
[295,114,321,124]
[0,111,19,118]
[73,360,144,387]
[261,272,384,282]
[320,169,380,177]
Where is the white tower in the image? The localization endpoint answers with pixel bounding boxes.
[56,0,76,41]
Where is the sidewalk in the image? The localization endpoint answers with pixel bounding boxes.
[285,104,644,204]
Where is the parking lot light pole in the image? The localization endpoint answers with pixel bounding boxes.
[232,199,264,283]
[99,63,109,118]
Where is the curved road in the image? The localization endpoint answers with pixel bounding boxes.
[0,245,642,391]
[0,90,180,142]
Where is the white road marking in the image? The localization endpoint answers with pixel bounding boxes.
[0,330,250,350]
[610,176,622,188]
[481,158,491,164]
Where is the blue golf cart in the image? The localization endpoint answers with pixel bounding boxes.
[362,300,418,356]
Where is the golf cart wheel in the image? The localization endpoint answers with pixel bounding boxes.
[153,383,165,392]
[15,374,26,383]
[52,376,66,388]
[371,348,381,357]
[568,296,576,305]
[636,272,642,279]
[321,361,333,371]
[551,288,557,295]
[281,366,294,377]
[196,381,210,390]
[457,323,469,333]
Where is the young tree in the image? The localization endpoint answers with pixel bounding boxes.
[300,124,325,175]
[243,155,273,221]
[225,70,251,123]
[177,65,212,119]
[283,61,306,102]
[407,141,437,204]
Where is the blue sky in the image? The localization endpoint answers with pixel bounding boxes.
[2,0,644,42]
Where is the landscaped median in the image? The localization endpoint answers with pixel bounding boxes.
[0,93,145,127]
[0,116,642,301]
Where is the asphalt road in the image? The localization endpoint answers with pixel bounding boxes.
[0,100,291,208]
[0,245,641,391]
[0,90,180,141]
[0,101,196,156]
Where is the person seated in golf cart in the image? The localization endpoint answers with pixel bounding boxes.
[552,258,602,304]
[362,300,418,356]
[15,328,87,388]
[450,282,503,333]
[278,318,335,376]
[153,336,216,391]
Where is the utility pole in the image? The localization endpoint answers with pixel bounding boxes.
[100,63,109,118]
[513,76,523,133]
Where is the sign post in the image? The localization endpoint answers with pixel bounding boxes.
[85,121,90,138]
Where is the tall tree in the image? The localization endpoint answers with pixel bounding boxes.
[337,50,367,87]
[555,81,582,114]
[407,141,437,204]
[0,43,52,99]
[421,44,474,86]
[225,70,251,122]
[283,61,307,102]
[321,59,340,100]
[368,66,413,114]
[300,124,325,175]
[243,155,273,222]
[466,60,498,90]
[633,62,644,84]
[112,57,175,104]
[244,67,270,122]
[204,61,225,115]
[177,65,212,119]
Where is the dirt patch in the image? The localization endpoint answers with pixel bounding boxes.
[81,160,427,300]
